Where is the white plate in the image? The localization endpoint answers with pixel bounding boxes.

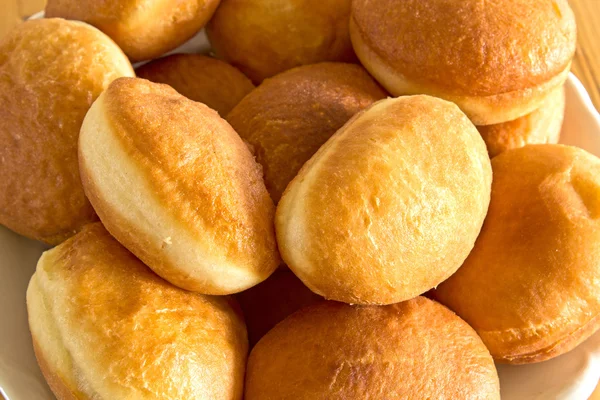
[2,13,600,400]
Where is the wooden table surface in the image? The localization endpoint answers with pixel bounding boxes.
[569,0,600,113]
[2,0,600,399]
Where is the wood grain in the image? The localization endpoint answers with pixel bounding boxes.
[570,0,600,112]
[1,0,600,398]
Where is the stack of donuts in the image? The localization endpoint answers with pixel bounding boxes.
[0,0,598,398]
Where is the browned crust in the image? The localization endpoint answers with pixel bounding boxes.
[350,0,576,97]
[349,16,571,125]
[226,62,387,203]
[136,54,255,116]
[79,156,230,293]
[434,144,600,364]
[245,297,500,399]
[31,339,84,400]
[206,0,356,83]
[0,18,133,244]
[79,78,280,294]
[477,86,566,157]
[493,312,600,364]
[28,223,249,398]
[46,0,221,62]
[104,80,278,273]
[275,95,492,305]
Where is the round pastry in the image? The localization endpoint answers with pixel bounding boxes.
[136,54,255,116]
[349,0,576,125]
[206,0,356,83]
[237,269,322,347]
[27,223,248,400]
[45,0,221,62]
[227,63,387,203]
[478,86,565,157]
[79,77,280,295]
[276,95,492,305]
[433,144,600,364]
[0,18,134,245]
[245,297,500,399]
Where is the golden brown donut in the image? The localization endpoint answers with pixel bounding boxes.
[136,54,255,116]
[433,144,600,364]
[206,0,356,83]
[236,269,322,347]
[27,223,248,400]
[478,86,565,157]
[45,0,221,62]
[276,95,492,305]
[350,0,576,125]
[79,78,280,294]
[227,63,387,203]
[0,18,134,245]
[245,297,500,399]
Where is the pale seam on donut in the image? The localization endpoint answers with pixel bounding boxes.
[479,310,600,361]
[276,100,391,294]
[27,254,98,399]
[80,95,260,293]
[349,18,571,125]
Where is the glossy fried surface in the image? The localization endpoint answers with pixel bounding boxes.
[227,63,386,203]
[350,0,576,125]
[351,0,576,96]
[207,0,356,82]
[27,223,248,399]
[434,145,600,364]
[478,87,565,157]
[46,0,221,62]
[246,297,500,399]
[79,78,280,294]
[136,54,254,116]
[276,95,492,305]
[0,18,134,244]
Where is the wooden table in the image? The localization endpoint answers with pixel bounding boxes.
[2,0,600,399]
[570,0,600,112]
